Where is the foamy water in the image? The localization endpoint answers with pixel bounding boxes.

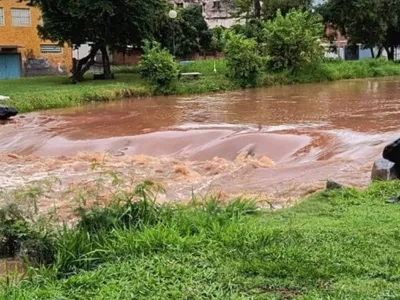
[1,78,400,214]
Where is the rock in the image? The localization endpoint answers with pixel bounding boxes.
[0,105,18,120]
[371,158,399,181]
[326,180,344,190]
[383,138,400,164]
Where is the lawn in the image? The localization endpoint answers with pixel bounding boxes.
[2,59,400,113]
[3,180,400,299]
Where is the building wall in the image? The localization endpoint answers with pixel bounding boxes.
[201,0,237,28]
[72,44,91,60]
[0,0,72,76]
[113,49,223,66]
[172,0,238,28]
[113,50,142,66]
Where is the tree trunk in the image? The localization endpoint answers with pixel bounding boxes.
[100,46,113,80]
[70,46,99,83]
[376,47,383,58]
[370,48,375,59]
[253,0,261,19]
[385,46,395,61]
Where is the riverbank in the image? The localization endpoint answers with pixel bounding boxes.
[3,59,400,113]
[3,180,400,298]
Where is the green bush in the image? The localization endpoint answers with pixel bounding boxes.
[224,33,263,87]
[209,26,227,52]
[263,9,324,71]
[138,41,178,92]
[0,204,55,265]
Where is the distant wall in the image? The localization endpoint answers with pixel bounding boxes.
[112,50,223,66]
[113,49,142,65]
[24,57,67,76]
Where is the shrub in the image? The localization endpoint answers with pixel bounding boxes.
[0,204,55,265]
[263,9,324,71]
[224,33,263,87]
[138,41,177,92]
[209,26,227,52]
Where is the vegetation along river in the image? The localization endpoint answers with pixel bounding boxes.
[1,78,400,213]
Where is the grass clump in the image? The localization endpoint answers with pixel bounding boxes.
[3,180,400,298]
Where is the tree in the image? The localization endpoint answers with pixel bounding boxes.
[25,0,168,82]
[319,0,400,60]
[233,0,254,20]
[209,27,227,53]
[262,0,312,20]
[263,9,324,70]
[160,5,212,56]
[234,0,311,23]
[224,33,263,87]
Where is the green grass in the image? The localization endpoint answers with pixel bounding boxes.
[4,180,400,299]
[2,59,400,113]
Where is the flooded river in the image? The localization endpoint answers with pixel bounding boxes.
[1,78,400,211]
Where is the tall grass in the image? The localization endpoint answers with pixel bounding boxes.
[4,180,400,298]
[178,59,227,76]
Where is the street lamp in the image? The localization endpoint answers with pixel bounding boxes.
[169,10,177,58]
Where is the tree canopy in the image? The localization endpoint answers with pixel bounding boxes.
[160,5,212,56]
[262,0,312,20]
[318,0,400,59]
[25,0,169,81]
[263,9,324,70]
[233,0,312,20]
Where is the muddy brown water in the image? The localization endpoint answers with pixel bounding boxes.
[1,78,400,210]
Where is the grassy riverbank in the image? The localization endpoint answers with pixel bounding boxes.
[3,180,400,299]
[3,59,400,113]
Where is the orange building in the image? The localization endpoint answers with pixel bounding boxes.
[0,0,72,79]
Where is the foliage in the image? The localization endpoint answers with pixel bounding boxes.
[138,41,178,91]
[262,0,312,20]
[318,0,400,60]
[25,0,168,81]
[160,5,212,56]
[6,180,400,298]
[209,26,227,53]
[0,203,55,265]
[263,9,324,71]
[224,33,263,87]
[233,0,312,20]
[232,0,253,19]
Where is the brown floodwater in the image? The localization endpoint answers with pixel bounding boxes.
[1,78,400,210]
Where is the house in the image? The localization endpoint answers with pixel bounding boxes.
[172,0,237,28]
[0,0,72,79]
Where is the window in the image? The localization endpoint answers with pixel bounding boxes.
[176,3,184,8]
[40,44,62,54]
[11,8,31,26]
[212,1,221,9]
[0,8,4,26]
